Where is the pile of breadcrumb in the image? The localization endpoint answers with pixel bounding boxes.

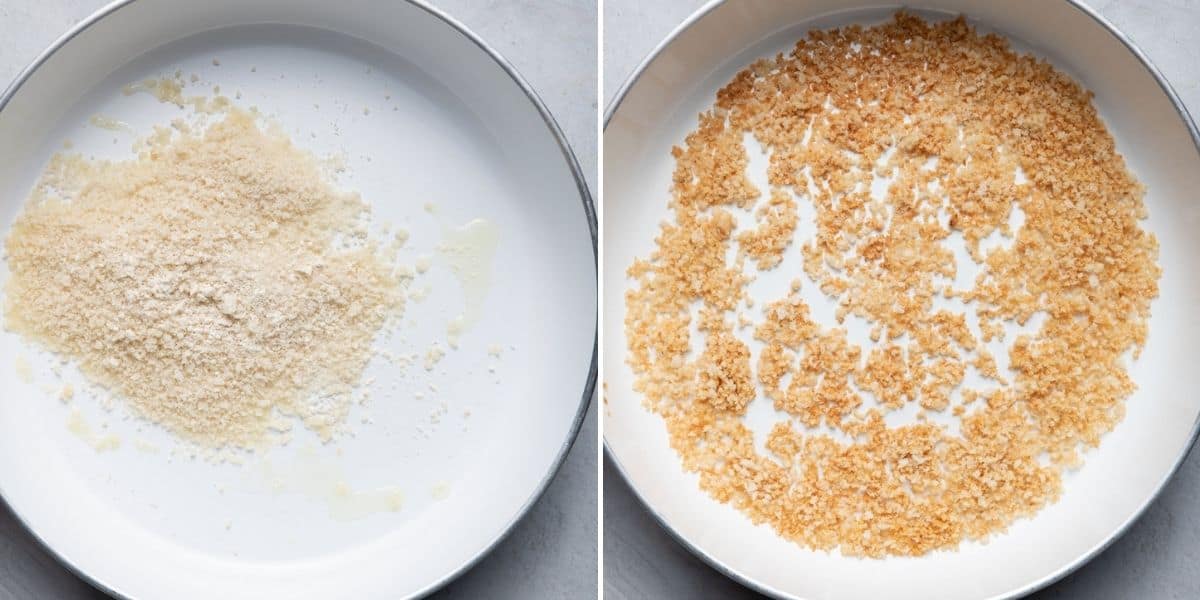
[624,14,1160,557]
[4,95,405,448]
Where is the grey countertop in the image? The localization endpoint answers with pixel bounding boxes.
[0,1,597,598]
[603,1,1200,599]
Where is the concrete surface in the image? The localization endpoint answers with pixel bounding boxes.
[603,1,1200,598]
[0,1,597,598]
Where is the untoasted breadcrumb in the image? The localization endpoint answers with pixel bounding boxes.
[393,228,410,247]
[431,481,451,500]
[14,355,32,383]
[624,13,1159,557]
[66,408,121,452]
[4,94,405,449]
[424,343,446,371]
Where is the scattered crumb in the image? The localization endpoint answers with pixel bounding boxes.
[66,408,121,452]
[624,13,1160,558]
[14,355,32,383]
[428,401,449,425]
[431,481,451,500]
[415,255,432,273]
[408,285,430,302]
[393,228,410,247]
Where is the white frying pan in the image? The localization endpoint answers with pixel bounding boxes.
[0,0,596,597]
[604,1,1200,598]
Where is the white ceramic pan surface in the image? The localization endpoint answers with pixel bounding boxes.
[604,1,1200,599]
[0,1,596,598]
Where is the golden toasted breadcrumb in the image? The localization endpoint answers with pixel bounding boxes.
[624,13,1159,557]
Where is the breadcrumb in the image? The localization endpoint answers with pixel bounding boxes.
[5,100,405,449]
[624,13,1159,557]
